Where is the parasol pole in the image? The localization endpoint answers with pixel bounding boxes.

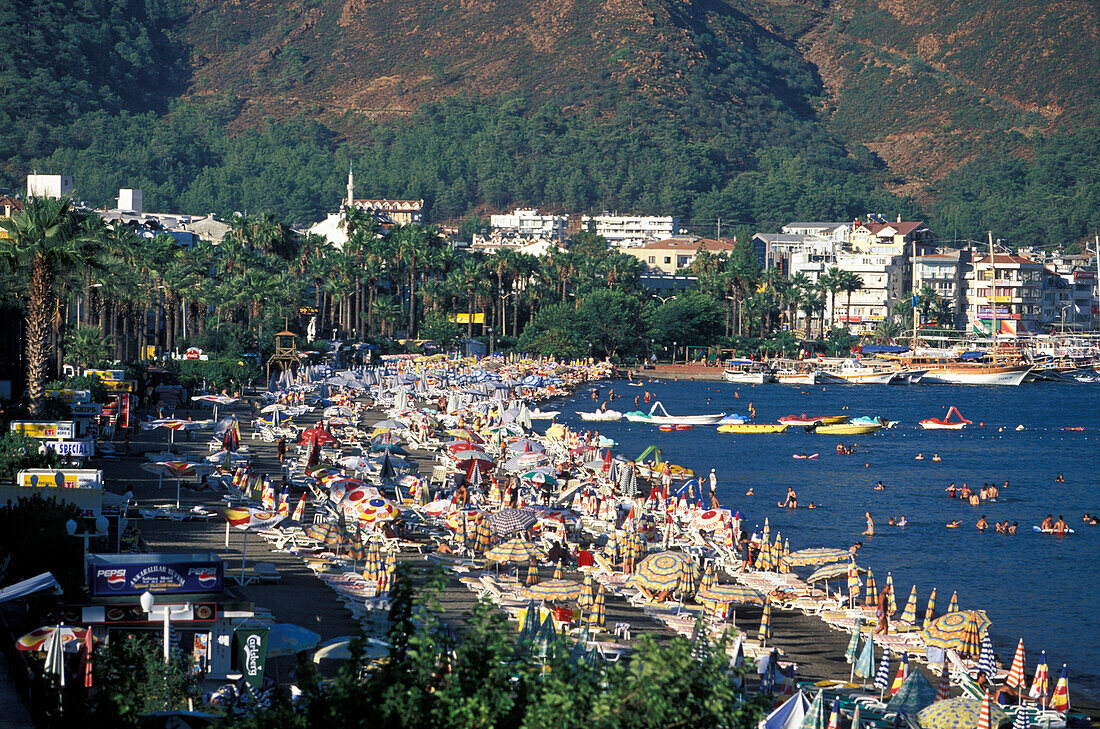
[225,519,230,548]
[241,530,248,583]
[176,478,181,510]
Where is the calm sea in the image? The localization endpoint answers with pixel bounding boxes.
[554,378,1100,697]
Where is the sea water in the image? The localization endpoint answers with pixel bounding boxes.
[555,379,1100,697]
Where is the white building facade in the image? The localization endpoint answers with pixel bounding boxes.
[579,213,678,248]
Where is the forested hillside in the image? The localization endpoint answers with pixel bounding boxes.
[2,0,1097,245]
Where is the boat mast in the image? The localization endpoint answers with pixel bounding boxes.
[911,238,918,352]
[988,232,997,363]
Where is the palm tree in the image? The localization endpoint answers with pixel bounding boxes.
[0,198,101,414]
[788,272,811,334]
[65,326,112,370]
[839,271,865,329]
[817,267,844,330]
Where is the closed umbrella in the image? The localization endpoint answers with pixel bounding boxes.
[845,618,863,664]
[526,560,540,587]
[854,634,875,684]
[758,600,772,646]
[901,585,918,624]
[553,564,563,581]
[1050,665,1069,712]
[1028,651,1049,708]
[948,591,959,613]
[977,693,993,729]
[865,570,878,607]
[800,690,826,729]
[890,651,909,695]
[925,588,938,629]
[885,572,897,615]
[579,575,594,612]
[43,625,65,687]
[874,649,892,695]
[589,585,606,629]
[1005,639,1026,692]
[886,670,938,716]
[936,660,952,701]
[700,561,717,593]
[1012,706,1030,729]
[978,634,997,678]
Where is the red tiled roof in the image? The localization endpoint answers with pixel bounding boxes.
[640,236,737,251]
[974,254,1040,265]
[862,221,923,236]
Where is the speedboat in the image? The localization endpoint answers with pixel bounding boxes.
[778,414,848,427]
[815,422,883,435]
[529,408,559,420]
[578,409,622,422]
[624,401,726,426]
[919,406,972,430]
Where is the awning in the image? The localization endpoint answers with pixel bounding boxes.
[0,572,62,604]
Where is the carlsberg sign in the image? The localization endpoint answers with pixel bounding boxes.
[234,627,269,689]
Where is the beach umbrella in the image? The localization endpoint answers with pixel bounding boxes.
[677,555,696,597]
[521,471,557,487]
[524,579,582,602]
[807,562,862,584]
[488,507,537,536]
[976,692,994,729]
[761,689,811,729]
[692,508,730,532]
[486,538,545,564]
[313,636,390,664]
[700,561,717,592]
[885,572,897,615]
[1029,652,1049,707]
[357,497,401,525]
[758,600,772,646]
[900,585,918,624]
[917,697,1008,729]
[845,619,863,664]
[826,698,841,729]
[1012,706,1030,729]
[855,634,875,683]
[800,690,826,729]
[865,570,878,607]
[1005,639,1026,691]
[43,625,65,687]
[380,552,396,594]
[267,624,323,657]
[17,625,90,653]
[526,560,540,587]
[696,583,765,606]
[589,585,606,629]
[891,651,909,695]
[874,649,892,694]
[925,588,938,628]
[978,634,997,678]
[887,669,936,715]
[579,575,594,612]
[630,551,692,594]
[553,564,563,580]
[475,518,493,553]
[948,591,959,613]
[784,548,851,567]
[936,660,952,701]
[447,428,482,442]
[851,705,862,729]
[847,563,862,604]
[922,611,992,656]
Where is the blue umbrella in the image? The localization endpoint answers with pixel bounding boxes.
[267,623,322,657]
[855,634,876,683]
[978,633,997,678]
[874,649,892,693]
[759,648,778,694]
[1012,705,1030,729]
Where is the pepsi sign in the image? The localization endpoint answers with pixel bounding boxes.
[88,556,223,596]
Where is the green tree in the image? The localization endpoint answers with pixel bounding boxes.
[86,634,201,727]
[64,326,112,370]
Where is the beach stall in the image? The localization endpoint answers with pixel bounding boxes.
[73,552,259,680]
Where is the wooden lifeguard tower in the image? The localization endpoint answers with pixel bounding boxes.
[266,330,300,380]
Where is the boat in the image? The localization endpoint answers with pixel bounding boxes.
[578,409,622,421]
[529,408,559,420]
[912,360,1032,386]
[716,423,790,434]
[919,406,972,430]
[722,359,775,384]
[818,358,904,384]
[634,446,694,480]
[778,414,849,426]
[624,401,726,426]
[815,422,883,435]
[850,415,899,429]
[774,369,822,385]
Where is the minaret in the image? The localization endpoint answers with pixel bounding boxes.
[345,163,354,209]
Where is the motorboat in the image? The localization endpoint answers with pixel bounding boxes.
[778,414,848,427]
[774,369,821,386]
[624,401,726,426]
[818,358,904,384]
[578,409,622,422]
[916,363,1032,386]
[722,359,775,384]
[529,408,560,420]
[815,422,883,435]
[716,423,790,434]
[919,406,972,430]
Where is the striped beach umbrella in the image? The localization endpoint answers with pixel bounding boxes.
[808,562,862,584]
[865,570,878,607]
[847,563,862,603]
[678,556,696,596]
[802,690,826,729]
[608,531,620,564]
[948,591,959,613]
[851,704,862,729]
[476,518,493,553]
[783,547,851,567]
[845,618,863,664]
[630,551,692,593]
[826,698,842,729]
[885,573,897,615]
[1050,664,1069,712]
[1012,705,1030,729]
[553,564,563,580]
[875,649,892,693]
[589,585,606,629]
[696,583,765,606]
[1028,651,1049,707]
[700,561,716,592]
[976,692,993,729]
[486,538,546,564]
[960,611,983,658]
[890,651,909,695]
[780,539,791,573]
[1005,639,1027,690]
[925,588,938,628]
[922,611,992,655]
[526,560,540,587]
[900,585,918,624]
[935,660,952,701]
[524,579,582,602]
[855,634,875,683]
[978,633,997,678]
[579,574,594,612]
[757,600,772,646]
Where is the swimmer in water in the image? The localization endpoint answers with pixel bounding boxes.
[947,520,961,528]
[932,453,941,461]
[946,483,957,498]
[808,502,817,509]
[863,512,875,536]
[976,515,989,531]
[1040,514,1054,530]
[897,515,907,527]
[874,481,885,491]
[1008,522,1018,534]
[915,453,924,460]
[745,488,754,496]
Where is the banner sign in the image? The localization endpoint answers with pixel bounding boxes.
[234,627,270,689]
[88,557,224,597]
[44,440,95,458]
[103,380,136,393]
[44,389,91,403]
[85,369,125,382]
[70,403,103,418]
[9,421,76,439]
[17,469,102,489]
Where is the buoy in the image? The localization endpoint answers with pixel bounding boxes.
[979,422,984,427]
[865,463,870,468]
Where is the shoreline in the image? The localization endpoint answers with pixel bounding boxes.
[34,369,1098,718]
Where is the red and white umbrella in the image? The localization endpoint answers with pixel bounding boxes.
[17,625,91,653]
[355,497,400,524]
[692,508,730,532]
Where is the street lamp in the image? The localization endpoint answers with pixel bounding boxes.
[140,591,192,663]
[672,341,677,364]
[67,516,109,580]
[1060,303,1070,332]
[652,293,677,305]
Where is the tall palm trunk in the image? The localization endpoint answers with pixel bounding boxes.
[24,255,51,415]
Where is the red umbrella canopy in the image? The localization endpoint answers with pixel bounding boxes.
[447,441,485,454]
[299,426,337,446]
[456,458,494,474]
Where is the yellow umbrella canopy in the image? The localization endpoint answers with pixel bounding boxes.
[628,551,694,593]
[917,697,1009,729]
[921,611,991,656]
[523,579,583,602]
[783,547,852,567]
[485,538,547,564]
[695,583,765,605]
